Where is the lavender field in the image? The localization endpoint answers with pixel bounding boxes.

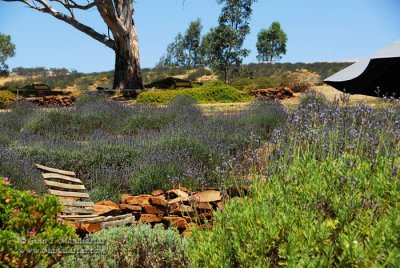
[1,92,400,266]
[0,94,286,201]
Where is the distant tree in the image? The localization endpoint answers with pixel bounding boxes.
[183,19,203,66]
[0,33,16,75]
[159,19,203,67]
[203,0,256,83]
[256,22,288,62]
[161,33,186,67]
[50,68,70,76]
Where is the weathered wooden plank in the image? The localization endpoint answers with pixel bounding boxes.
[35,164,76,176]
[60,214,100,219]
[75,216,107,223]
[42,173,82,184]
[60,200,94,207]
[101,216,135,228]
[77,214,133,223]
[49,189,89,198]
[107,214,133,221]
[44,180,86,190]
[62,207,95,214]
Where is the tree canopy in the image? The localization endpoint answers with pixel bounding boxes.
[0,33,16,75]
[256,22,288,62]
[203,0,257,83]
[159,19,203,67]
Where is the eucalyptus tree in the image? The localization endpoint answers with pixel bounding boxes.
[203,0,257,83]
[0,33,16,75]
[159,19,203,67]
[256,22,288,62]
[2,0,144,90]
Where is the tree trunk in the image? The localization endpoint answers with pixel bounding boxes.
[223,66,228,84]
[113,27,144,93]
[95,0,144,95]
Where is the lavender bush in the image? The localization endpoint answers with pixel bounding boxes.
[0,95,286,201]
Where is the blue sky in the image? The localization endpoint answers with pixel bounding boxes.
[0,0,399,72]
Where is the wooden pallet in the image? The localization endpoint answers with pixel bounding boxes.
[35,164,135,232]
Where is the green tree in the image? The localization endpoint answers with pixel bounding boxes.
[183,19,203,66]
[159,19,203,67]
[256,22,288,62]
[0,33,16,75]
[203,0,256,83]
[159,33,186,67]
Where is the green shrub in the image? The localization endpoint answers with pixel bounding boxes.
[0,90,15,107]
[0,177,77,267]
[56,224,188,268]
[188,153,400,267]
[137,80,252,104]
[299,89,329,107]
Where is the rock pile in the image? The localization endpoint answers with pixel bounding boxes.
[249,86,294,100]
[23,96,75,107]
[84,188,226,235]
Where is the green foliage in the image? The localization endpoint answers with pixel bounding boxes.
[0,177,77,267]
[188,102,400,267]
[137,80,252,104]
[188,154,400,267]
[0,33,16,74]
[202,0,257,83]
[159,19,203,67]
[0,90,15,107]
[56,224,188,268]
[256,22,288,62]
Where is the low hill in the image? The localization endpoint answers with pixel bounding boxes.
[0,62,352,92]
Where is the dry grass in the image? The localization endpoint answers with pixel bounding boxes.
[0,76,27,86]
[199,102,251,115]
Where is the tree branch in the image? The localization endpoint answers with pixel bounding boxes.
[95,0,127,37]
[2,0,115,49]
